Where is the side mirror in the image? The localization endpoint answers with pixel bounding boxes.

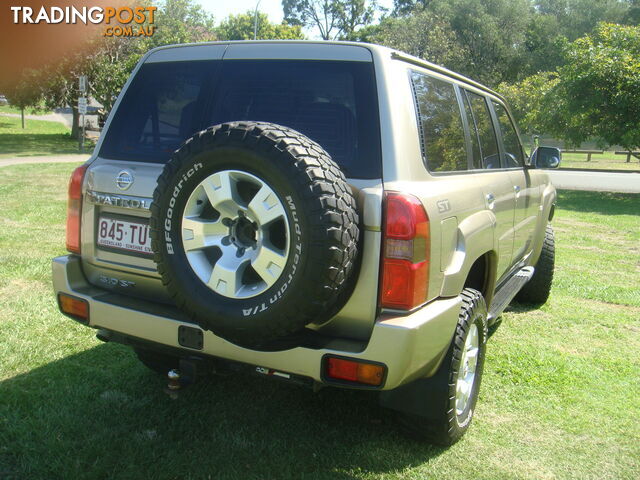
[530,146,561,169]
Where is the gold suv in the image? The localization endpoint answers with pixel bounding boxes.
[53,41,559,445]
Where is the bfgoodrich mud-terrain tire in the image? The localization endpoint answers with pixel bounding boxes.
[398,289,488,445]
[150,122,359,346]
[515,224,555,305]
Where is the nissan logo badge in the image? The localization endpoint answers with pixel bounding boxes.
[116,170,133,190]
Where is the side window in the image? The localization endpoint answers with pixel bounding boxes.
[464,90,500,170]
[492,101,525,168]
[410,71,467,172]
[460,91,481,166]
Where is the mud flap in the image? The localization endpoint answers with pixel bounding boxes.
[378,368,449,420]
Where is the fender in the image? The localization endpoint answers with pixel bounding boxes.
[440,209,496,298]
[529,182,557,267]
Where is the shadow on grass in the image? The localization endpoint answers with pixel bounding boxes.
[557,190,640,216]
[0,343,445,480]
[0,133,80,156]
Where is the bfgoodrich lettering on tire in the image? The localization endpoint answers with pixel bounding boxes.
[149,122,359,346]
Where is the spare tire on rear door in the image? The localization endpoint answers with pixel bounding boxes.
[150,122,360,346]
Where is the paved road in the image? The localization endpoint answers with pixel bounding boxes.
[547,169,639,193]
[0,154,90,168]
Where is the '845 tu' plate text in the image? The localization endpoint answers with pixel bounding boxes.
[97,217,152,254]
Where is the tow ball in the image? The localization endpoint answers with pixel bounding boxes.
[163,358,202,399]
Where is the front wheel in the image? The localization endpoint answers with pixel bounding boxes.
[515,224,555,305]
[398,288,488,445]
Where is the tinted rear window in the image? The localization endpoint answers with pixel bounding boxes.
[100,59,382,179]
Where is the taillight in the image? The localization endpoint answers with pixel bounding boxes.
[66,164,88,254]
[57,293,89,323]
[379,192,430,310]
[324,356,386,386]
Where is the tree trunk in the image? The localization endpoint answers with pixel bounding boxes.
[21,107,25,129]
[71,106,80,139]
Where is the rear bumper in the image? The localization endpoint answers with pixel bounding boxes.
[52,255,461,390]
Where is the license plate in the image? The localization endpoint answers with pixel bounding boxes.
[97,217,152,254]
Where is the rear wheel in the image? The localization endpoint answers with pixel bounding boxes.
[398,289,488,445]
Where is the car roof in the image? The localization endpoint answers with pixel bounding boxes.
[142,40,503,102]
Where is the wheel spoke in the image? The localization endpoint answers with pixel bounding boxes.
[466,346,479,360]
[248,185,286,225]
[208,256,246,296]
[181,169,290,300]
[182,217,226,252]
[252,246,287,285]
[202,171,243,219]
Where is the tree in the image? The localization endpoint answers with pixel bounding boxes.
[547,23,640,150]
[368,8,465,70]
[146,0,217,47]
[282,0,376,40]
[497,72,559,135]
[88,38,145,113]
[2,69,43,129]
[39,53,93,139]
[430,0,532,86]
[522,0,633,75]
[532,0,630,40]
[334,0,377,40]
[216,12,304,40]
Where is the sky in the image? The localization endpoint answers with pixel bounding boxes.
[196,0,394,26]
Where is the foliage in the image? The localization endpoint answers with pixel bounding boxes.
[282,0,376,40]
[551,22,640,149]
[367,7,465,68]
[500,23,640,150]
[87,39,145,113]
[497,72,560,135]
[532,0,631,41]
[146,0,216,47]
[216,11,304,40]
[2,70,44,128]
[431,0,532,85]
[373,1,533,86]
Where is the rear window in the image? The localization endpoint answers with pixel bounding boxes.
[100,59,382,179]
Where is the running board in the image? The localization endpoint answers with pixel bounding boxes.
[488,266,535,322]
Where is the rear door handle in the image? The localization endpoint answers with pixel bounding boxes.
[514,185,521,193]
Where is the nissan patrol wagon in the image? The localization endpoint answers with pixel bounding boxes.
[53,41,559,445]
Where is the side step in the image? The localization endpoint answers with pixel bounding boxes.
[487,266,534,322]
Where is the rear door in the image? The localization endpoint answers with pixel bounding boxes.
[461,89,517,281]
[82,43,385,339]
[490,100,541,265]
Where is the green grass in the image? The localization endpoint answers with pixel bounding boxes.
[0,115,87,158]
[0,105,53,115]
[0,164,639,479]
[560,151,640,171]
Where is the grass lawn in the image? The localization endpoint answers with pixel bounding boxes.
[560,151,640,171]
[0,115,87,158]
[0,105,53,116]
[0,163,639,479]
